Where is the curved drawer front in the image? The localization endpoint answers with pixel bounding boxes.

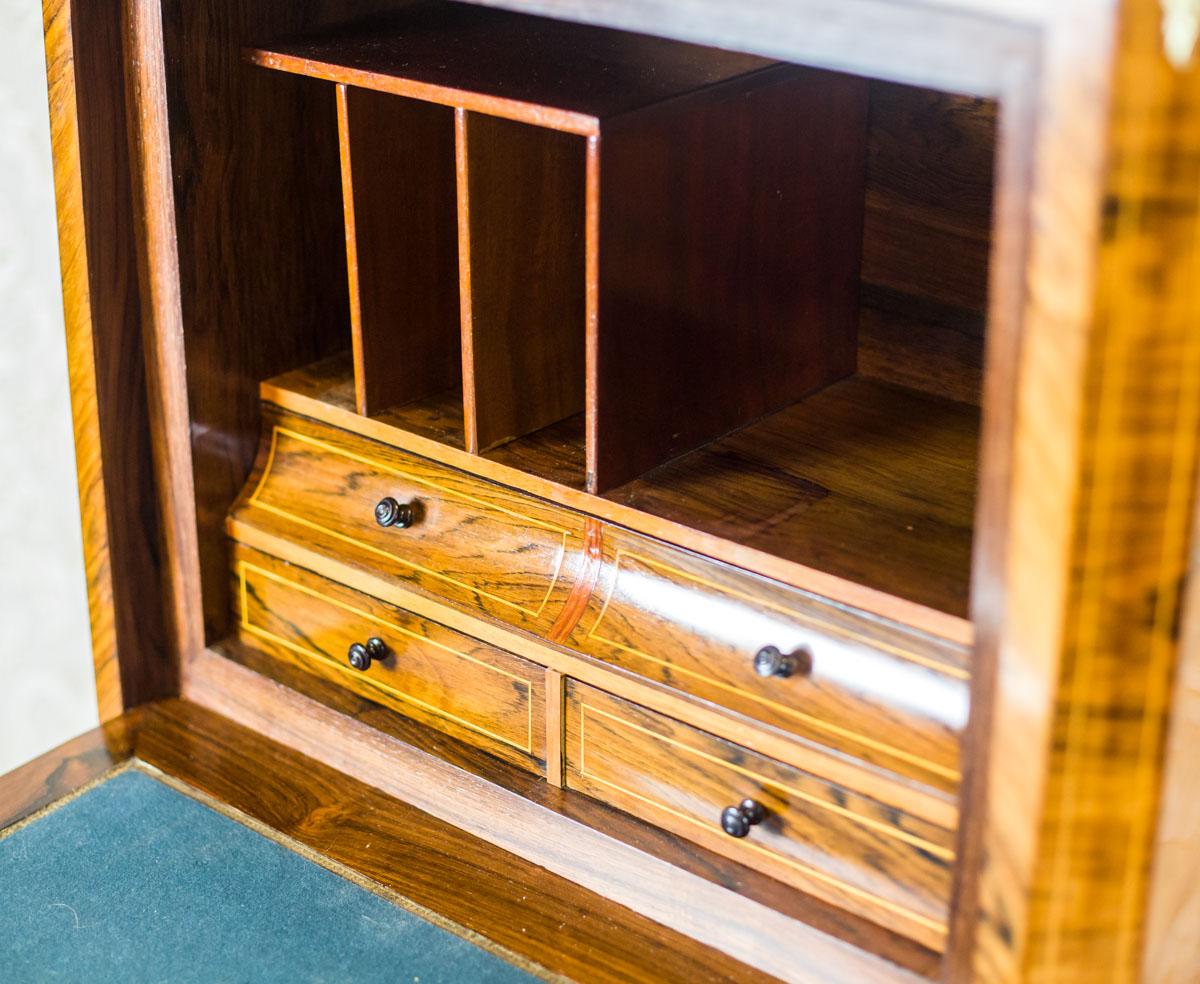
[235,546,546,773]
[567,529,969,791]
[231,410,587,634]
[565,681,953,951]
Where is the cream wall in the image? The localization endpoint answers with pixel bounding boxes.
[0,0,98,772]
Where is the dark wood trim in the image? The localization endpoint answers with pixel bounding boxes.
[0,713,140,832]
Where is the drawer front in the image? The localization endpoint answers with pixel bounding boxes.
[230,410,587,634]
[235,547,546,773]
[564,681,953,951]
[566,528,968,791]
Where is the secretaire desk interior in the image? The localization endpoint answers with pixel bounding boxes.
[7,0,1199,980]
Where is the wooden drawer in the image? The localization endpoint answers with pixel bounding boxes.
[228,409,588,635]
[234,546,546,774]
[565,527,968,791]
[564,681,953,951]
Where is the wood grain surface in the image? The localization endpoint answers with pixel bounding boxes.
[590,66,866,491]
[0,699,784,984]
[565,681,954,951]
[458,112,586,452]
[248,1,776,135]
[208,635,941,977]
[858,83,995,407]
[606,376,980,620]
[338,83,460,417]
[43,0,170,718]
[214,535,958,830]
[184,653,931,983]
[0,713,140,832]
[964,1,1200,979]
[233,545,546,774]
[568,525,969,791]
[258,357,969,643]
[151,0,404,648]
[228,409,588,634]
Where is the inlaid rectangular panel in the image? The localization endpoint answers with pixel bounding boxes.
[235,546,546,773]
[564,681,954,951]
[566,527,969,792]
[228,409,587,635]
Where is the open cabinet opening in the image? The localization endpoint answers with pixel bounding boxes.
[165,0,995,652]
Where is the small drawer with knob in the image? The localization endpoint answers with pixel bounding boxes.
[228,409,588,634]
[564,527,970,792]
[233,545,546,774]
[563,680,955,951]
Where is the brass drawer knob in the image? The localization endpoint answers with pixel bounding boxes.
[375,496,416,529]
[720,799,766,838]
[753,644,812,679]
[347,636,389,671]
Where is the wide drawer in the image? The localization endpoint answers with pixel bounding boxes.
[234,546,547,774]
[228,409,588,636]
[564,681,954,951]
[565,527,969,791]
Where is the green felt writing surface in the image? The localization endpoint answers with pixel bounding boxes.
[0,769,540,983]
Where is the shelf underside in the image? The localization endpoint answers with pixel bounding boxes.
[248,1,776,132]
[266,355,979,622]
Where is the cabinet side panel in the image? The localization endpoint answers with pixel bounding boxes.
[156,0,405,647]
[43,0,171,716]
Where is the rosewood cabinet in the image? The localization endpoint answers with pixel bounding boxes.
[19,0,1200,979]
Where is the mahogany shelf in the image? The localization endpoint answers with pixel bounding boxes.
[264,355,978,630]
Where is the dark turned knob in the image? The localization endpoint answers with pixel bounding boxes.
[347,637,388,671]
[374,496,416,529]
[753,644,812,679]
[720,799,766,838]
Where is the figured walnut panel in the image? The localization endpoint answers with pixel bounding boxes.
[565,681,955,951]
[233,546,545,774]
[228,409,587,635]
[566,523,969,792]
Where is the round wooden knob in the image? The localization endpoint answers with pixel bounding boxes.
[753,645,812,679]
[348,637,389,671]
[374,496,415,529]
[720,799,766,838]
[347,642,371,671]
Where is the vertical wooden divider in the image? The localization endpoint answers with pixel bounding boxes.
[545,668,565,787]
[337,84,460,418]
[587,66,869,492]
[456,110,587,454]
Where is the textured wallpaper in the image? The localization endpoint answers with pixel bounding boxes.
[0,0,98,772]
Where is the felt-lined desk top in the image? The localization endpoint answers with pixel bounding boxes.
[0,769,541,983]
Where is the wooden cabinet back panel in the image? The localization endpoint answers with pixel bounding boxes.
[568,527,969,791]
[564,681,954,951]
[229,409,587,633]
[235,546,546,773]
